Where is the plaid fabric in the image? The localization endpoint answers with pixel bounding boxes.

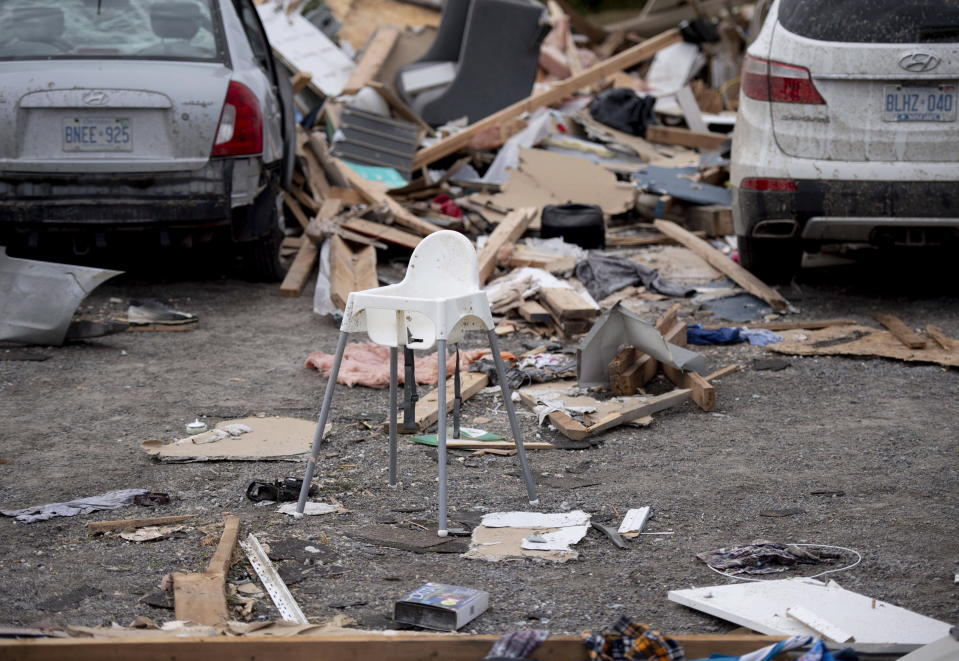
[583,616,685,661]
[484,629,550,660]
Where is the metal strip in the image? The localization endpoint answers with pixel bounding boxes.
[238,533,308,624]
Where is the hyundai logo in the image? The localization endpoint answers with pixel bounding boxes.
[898,52,942,73]
[82,91,109,106]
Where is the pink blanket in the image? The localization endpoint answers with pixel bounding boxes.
[305,342,489,388]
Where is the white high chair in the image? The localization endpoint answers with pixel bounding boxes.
[295,230,539,535]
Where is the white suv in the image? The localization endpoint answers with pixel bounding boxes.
[731,0,959,282]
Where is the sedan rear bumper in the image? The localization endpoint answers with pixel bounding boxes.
[0,161,232,228]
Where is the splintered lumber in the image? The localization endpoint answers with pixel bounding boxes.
[625,303,682,388]
[539,288,598,320]
[926,324,956,351]
[477,207,537,283]
[507,246,576,273]
[0,633,790,660]
[338,159,440,237]
[340,217,422,250]
[342,26,399,95]
[305,198,345,244]
[661,364,715,412]
[283,192,312,231]
[86,515,196,535]
[645,125,730,150]
[609,346,639,396]
[411,29,681,168]
[585,364,737,435]
[516,390,590,441]
[606,231,705,247]
[290,71,312,94]
[173,514,240,626]
[654,220,790,312]
[519,300,552,324]
[279,239,319,297]
[329,235,378,309]
[873,314,927,349]
[391,372,489,433]
[740,319,855,331]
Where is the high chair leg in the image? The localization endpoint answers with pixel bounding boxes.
[296,331,348,516]
[487,330,539,505]
[388,346,398,487]
[436,339,448,537]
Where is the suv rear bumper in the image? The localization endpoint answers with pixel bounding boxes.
[733,179,959,246]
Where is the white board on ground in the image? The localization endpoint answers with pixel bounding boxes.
[480,510,590,528]
[786,605,853,643]
[618,507,651,536]
[521,525,589,551]
[668,578,950,654]
[256,2,355,96]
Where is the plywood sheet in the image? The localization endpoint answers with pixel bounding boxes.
[484,148,636,215]
[324,0,440,51]
[770,325,959,368]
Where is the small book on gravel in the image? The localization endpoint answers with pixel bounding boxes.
[393,582,489,631]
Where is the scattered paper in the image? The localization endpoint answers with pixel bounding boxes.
[119,525,184,542]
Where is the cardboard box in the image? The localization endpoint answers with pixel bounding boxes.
[393,583,489,631]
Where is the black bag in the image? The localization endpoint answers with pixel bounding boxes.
[588,88,656,137]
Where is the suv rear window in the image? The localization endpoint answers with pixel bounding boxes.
[779,0,959,43]
[0,0,224,61]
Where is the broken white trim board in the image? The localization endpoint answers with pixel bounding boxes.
[256,2,355,96]
[786,605,853,644]
[618,507,651,537]
[400,62,457,94]
[668,578,950,654]
[277,502,344,516]
[480,510,590,528]
[140,417,330,462]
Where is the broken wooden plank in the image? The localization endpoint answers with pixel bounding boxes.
[392,372,489,433]
[645,125,730,150]
[305,198,345,245]
[411,29,681,168]
[0,633,792,660]
[477,207,536,283]
[518,300,552,324]
[338,159,441,237]
[609,346,638,396]
[288,185,320,214]
[926,324,956,351]
[539,287,598,321]
[86,515,196,535]
[739,319,855,331]
[290,71,312,94]
[516,390,590,441]
[206,514,241,576]
[606,231,705,247]
[507,247,576,273]
[342,26,400,95]
[873,313,927,349]
[307,133,350,188]
[586,364,737,435]
[662,364,715,412]
[654,219,789,312]
[279,240,319,297]
[329,235,378,309]
[340,217,422,250]
[173,514,240,626]
[283,192,312,231]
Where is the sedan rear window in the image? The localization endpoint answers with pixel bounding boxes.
[0,0,224,61]
[779,0,959,43]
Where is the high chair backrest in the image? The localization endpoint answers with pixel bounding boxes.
[402,230,480,297]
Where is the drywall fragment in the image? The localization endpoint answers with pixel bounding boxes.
[668,578,950,654]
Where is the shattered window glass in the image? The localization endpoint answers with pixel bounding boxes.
[0,0,224,61]
[779,0,959,44]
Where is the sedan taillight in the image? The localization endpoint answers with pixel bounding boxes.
[742,55,826,105]
[212,81,263,157]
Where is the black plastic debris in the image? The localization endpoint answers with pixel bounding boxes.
[246,478,316,503]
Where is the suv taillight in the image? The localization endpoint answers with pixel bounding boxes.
[742,55,826,105]
[741,177,797,191]
[212,81,262,157]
